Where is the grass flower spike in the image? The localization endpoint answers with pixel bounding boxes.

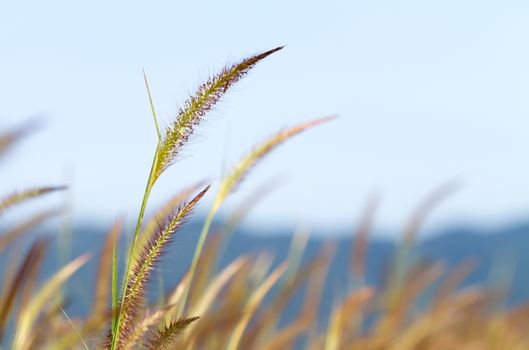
[112,47,282,349]
[154,46,284,180]
[113,185,210,348]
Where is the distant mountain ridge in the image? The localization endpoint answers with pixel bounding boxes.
[2,219,529,322]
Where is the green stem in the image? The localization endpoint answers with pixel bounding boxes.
[177,199,220,316]
[111,149,159,350]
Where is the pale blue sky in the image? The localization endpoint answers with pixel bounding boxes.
[1,1,529,233]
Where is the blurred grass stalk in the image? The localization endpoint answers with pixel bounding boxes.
[1,48,528,350]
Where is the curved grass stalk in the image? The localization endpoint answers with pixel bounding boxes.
[387,181,459,308]
[113,186,209,348]
[136,180,207,255]
[178,116,336,316]
[350,195,379,283]
[259,318,309,349]
[324,287,374,350]
[143,70,162,141]
[208,178,281,276]
[111,47,282,349]
[12,253,90,350]
[191,257,248,317]
[185,181,280,306]
[0,239,48,342]
[0,186,66,217]
[226,262,288,350]
[153,47,284,181]
[121,304,176,350]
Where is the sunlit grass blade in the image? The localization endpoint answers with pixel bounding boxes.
[324,287,374,350]
[226,262,288,350]
[432,258,477,312]
[184,178,282,313]
[387,182,459,309]
[245,241,330,348]
[376,262,446,337]
[0,239,47,341]
[188,180,279,307]
[259,319,309,349]
[12,253,90,350]
[180,116,336,315]
[285,225,310,280]
[143,69,162,141]
[190,257,248,317]
[301,243,336,341]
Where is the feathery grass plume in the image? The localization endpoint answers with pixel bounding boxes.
[147,316,200,350]
[113,185,209,349]
[0,186,66,217]
[154,46,283,180]
[120,304,176,350]
[179,115,336,315]
[112,48,282,350]
[12,253,90,350]
[215,115,336,209]
[136,180,207,254]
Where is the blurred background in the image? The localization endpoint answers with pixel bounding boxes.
[4,1,529,339]
[2,0,529,237]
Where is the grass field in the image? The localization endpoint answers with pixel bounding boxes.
[1,48,528,350]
